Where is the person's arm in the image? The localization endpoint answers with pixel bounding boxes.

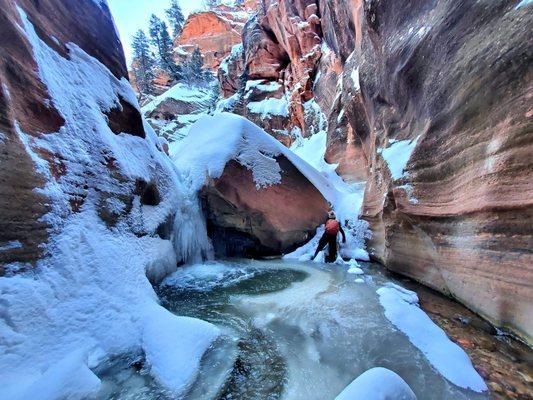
[339,225,346,243]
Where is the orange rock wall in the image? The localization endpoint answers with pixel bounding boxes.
[176,10,245,70]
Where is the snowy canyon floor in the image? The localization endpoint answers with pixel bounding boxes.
[94,259,531,400]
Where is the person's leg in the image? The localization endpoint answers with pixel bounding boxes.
[326,235,337,263]
[312,234,329,260]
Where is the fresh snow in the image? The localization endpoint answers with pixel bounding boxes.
[142,83,214,116]
[351,67,360,91]
[515,0,533,8]
[377,283,488,393]
[142,306,220,394]
[247,97,289,118]
[378,136,420,181]
[287,128,370,261]
[172,113,335,195]
[335,367,416,400]
[0,9,219,400]
[245,79,282,93]
[347,266,364,275]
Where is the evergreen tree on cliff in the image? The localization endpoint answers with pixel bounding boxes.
[131,29,155,95]
[148,14,182,81]
[183,47,213,85]
[166,0,185,38]
[203,0,219,10]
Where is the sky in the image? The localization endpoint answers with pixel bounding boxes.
[107,0,205,64]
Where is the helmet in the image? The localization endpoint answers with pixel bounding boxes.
[328,211,336,219]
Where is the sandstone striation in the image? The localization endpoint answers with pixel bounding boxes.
[339,0,533,341]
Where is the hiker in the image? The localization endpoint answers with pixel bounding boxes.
[311,211,346,263]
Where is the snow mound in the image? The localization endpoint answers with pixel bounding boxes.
[377,284,488,392]
[142,306,220,395]
[247,97,289,118]
[14,350,101,400]
[142,83,214,115]
[335,367,416,400]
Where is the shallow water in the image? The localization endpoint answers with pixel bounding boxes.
[96,259,490,400]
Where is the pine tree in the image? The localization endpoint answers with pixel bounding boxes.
[131,29,155,95]
[166,0,185,38]
[148,14,182,81]
[203,0,219,10]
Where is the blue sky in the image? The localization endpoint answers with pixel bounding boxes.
[107,0,203,64]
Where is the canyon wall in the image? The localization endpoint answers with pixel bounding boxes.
[221,0,533,341]
[351,0,533,342]
[0,0,180,271]
[176,6,250,71]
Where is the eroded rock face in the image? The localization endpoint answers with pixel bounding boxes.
[201,158,329,257]
[176,9,247,71]
[218,44,245,98]
[350,0,533,341]
[0,0,176,271]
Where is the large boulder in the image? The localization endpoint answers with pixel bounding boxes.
[201,156,328,257]
[173,113,330,257]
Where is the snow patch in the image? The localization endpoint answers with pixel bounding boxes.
[377,283,488,392]
[351,67,360,91]
[397,183,419,205]
[335,367,416,400]
[247,97,289,118]
[378,136,420,181]
[0,240,23,251]
[515,0,532,8]
[142,83,213,116]
[142,306,220,395]
[245,79,282,93]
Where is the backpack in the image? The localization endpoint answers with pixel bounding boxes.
[325,219,340,235]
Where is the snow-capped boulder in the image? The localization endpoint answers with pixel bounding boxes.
[335,368,416,400]
[142,83,217,141]
[172,113,331,257]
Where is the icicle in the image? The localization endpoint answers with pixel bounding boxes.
[172,192,214,265]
